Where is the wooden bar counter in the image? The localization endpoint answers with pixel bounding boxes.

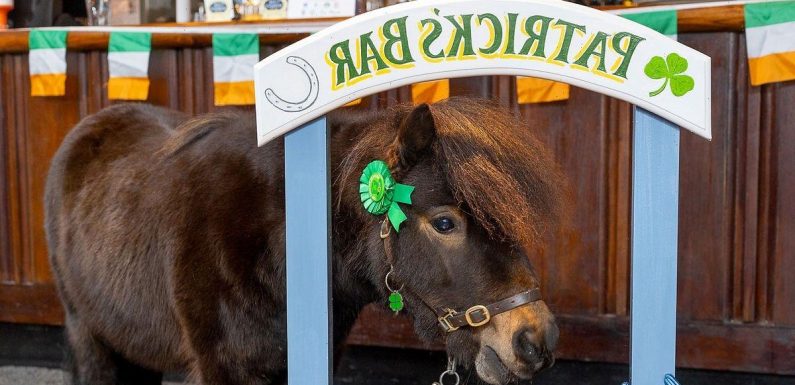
[1,5,794,375]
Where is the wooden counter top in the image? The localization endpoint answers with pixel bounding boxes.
[0,17,344,53]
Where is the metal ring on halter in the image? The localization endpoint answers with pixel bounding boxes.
[437,370,459,385]
[436,357,459,385]
[384,265,404,293]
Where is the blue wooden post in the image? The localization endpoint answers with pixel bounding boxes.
[284,116,332,385]
[630,107,680,385]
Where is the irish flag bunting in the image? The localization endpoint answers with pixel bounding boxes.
[108,32,151,100]
[411,79,449,104]
[744,1,795,86]
[213,33,259,106]
[516,78,569,104]
[622,10,678,40]
[29,30,67,97]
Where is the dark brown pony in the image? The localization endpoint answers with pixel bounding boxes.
[45,97,565,385]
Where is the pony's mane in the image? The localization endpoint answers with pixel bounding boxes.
[430,98,564,246]
[337,97,565,248]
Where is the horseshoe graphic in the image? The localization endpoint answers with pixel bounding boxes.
[264,56,319,112]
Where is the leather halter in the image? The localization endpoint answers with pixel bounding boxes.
[379,219,543,333]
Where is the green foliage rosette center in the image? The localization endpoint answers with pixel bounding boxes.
[360,161,395,215]
[359,160,414,231]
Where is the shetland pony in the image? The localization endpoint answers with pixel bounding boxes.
[45,98,565,384]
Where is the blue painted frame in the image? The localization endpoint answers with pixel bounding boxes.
[284,116,332,385]
[284,109,683,385]
[630,107,680,385]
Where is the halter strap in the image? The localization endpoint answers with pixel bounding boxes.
[379,218,543,333]
[435,289,541,332]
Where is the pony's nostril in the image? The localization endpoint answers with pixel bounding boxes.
[513,329,541,365]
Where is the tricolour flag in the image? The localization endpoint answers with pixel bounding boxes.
[411,79,449,104]
[744,1,795,86]
[517,78,569,104]
[622,10,678,40]
[29,30,67,97]
[213,33,259,106]
[107,32,151,100]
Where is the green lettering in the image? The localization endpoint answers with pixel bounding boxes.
[611,31,645,78]
[477,13,502,56]
[420,18,445,60]
[573,31,609,72]
[444,14,476,58]
[503,13,519,55]
[357,32,389,76]
[551,19,586,63]
[328,40,357,87]
[382,17,414,65]
[518,15,553,58]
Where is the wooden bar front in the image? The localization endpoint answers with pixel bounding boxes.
[1,6,794,375]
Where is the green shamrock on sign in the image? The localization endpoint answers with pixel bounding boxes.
[644,53,695,97]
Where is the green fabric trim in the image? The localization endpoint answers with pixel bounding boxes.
[212,33,259,57]
[392,183,414,205]
[388,202,408,232]
[29,30,68,50]
[109,32,152,52]
[622,10,677,36]
[745,1,795,28]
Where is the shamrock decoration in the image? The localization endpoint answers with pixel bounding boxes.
[389,291,404,313]
[644,53,695,97]
[359,160,414,232]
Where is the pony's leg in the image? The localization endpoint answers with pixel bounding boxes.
[113,352,163,385]
[183,310,286,385]
[64,316,116,385]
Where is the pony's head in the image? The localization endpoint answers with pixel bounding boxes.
[337,97,565,384]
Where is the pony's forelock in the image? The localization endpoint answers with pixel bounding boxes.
[428,98,564,248]
[335,97,565,249]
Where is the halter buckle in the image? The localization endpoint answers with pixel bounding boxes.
[438,309,459,332]
[464,305,491,327]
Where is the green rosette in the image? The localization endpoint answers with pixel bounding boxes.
[359,160,414,232]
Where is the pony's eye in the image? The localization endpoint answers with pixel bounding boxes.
[431,217,455,233]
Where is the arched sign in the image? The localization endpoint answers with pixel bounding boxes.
[254,0,711,145]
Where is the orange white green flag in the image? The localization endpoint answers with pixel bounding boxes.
[213,33,259,106]
[411,79,449,104]
[29,29,67,97]
[107,32,151,100]
[516,78,569,104]
[622,10,678,40]
[744,1,795,86]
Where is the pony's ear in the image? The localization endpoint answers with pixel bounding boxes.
[391,103,436,170]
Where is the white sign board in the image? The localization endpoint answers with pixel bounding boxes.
[255,0,711,145]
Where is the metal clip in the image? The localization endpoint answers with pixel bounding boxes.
[437,309,459,332]
[432,357,459,385]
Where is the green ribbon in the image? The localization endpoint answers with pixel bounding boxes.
[359,160,414,232]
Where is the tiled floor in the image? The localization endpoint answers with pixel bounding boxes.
[1,323,794,385]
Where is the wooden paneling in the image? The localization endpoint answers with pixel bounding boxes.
[676,32,736,322]
[766,80,795,325]
[0,29,794,375]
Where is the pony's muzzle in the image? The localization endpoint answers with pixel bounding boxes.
[512,324,557,372]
